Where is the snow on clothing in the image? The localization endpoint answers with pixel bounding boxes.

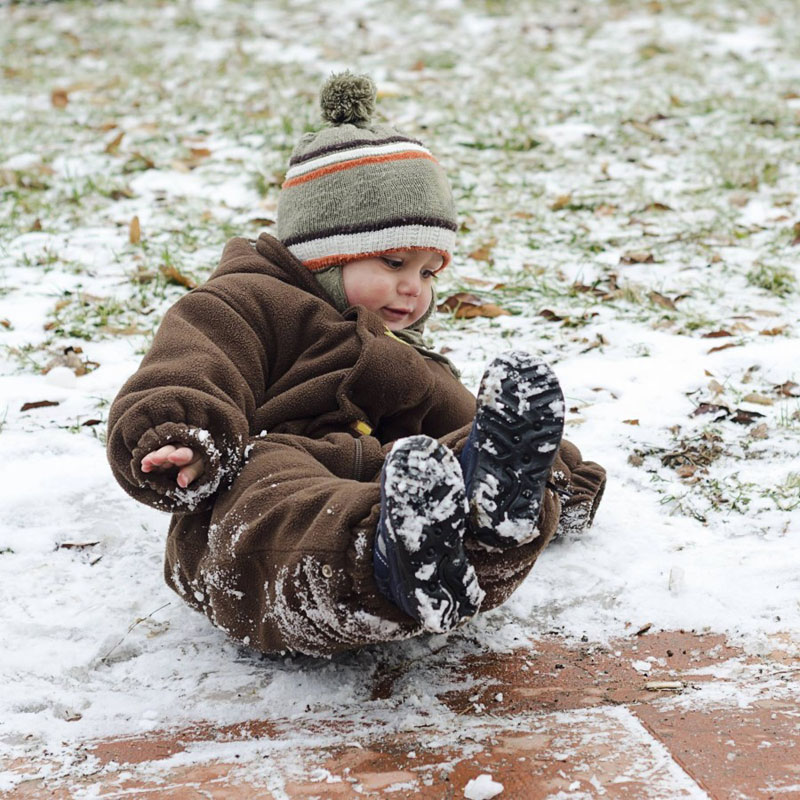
[106,233,606,656]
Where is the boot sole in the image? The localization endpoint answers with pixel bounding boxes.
[382,436,484,633]
[470,352,565,548]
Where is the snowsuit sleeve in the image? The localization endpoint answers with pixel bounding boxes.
[107,284,268,514]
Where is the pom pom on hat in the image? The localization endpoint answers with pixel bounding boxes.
[320,71,376,126]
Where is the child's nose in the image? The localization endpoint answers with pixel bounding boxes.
[399,274,421,296]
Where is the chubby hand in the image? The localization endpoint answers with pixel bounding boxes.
[141,445,206,489]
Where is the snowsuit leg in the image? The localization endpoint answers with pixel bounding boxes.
[165,432,419,656]
[164,429,606,656]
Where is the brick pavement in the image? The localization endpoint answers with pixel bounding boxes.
[4,631,799,799]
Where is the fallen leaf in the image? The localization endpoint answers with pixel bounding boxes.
[691,402,729,418]
[129,215,141,244]
[104,131,124,155]
[760,326,787,336]
[30,218,42,231]
[539,308,563,322]
[620,251,654,264]
[81,419,103,426]
[648,291,676,309]
[1,319,11,329]
[628,453,644,467]
[701,330,732,338]
[123,152,155,173]
[249,217,275,226]
[467,240,497,261]
[57,541,99,549]
[42,346,97,376]
[635,622,652,636]
[550,194,572,211]
[775,381,800,397]
[51,88,69,108]
[20,400,60,412]
[622,419,640,425]
[676,464,696,478]
[731,408,766,425]
[628,120,664,139]
[708,379,725,395]
[742,393,774,406]
[749,423,769,439]
[189,147,212,159]
[707,342,739,354]
[596,205,616,217]
[644,202,672,212]
[159,263,198,289]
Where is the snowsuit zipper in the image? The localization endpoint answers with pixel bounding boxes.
[353,436,364,482]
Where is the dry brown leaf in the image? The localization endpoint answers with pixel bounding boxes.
[628,453,644,467]
[20,400,60,412]
[104,131,124,155]
[129,216,141,244]
[742,393,774,406]
[622,419,640,426]
[731,408,765,425]
[775,381,800,397]
[676,464,696,478]
[749,423,769,440]
[42,347,98,376]
[708,342,739,354]
[691,402,729,418]
[512,211,534,219]
[539,308,563,322]
[702,330,732,338]
[629,120,664,140]
[620,251,654,264]
[644,202,672,212]
[594,204,617,216]
[160,263,198,289]
[468,240,496,261]
[648,291,676,309]
[760,326,786,336]
[0,319,10,329]
[708,379,725,395]
[190,147,212,159]
[51,88,69,108]
[550,194,572,211]
[250,217,275,227]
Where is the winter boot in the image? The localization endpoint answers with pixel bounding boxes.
[374,435,485,633]
[460,351,565,549]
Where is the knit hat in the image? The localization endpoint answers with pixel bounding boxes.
[276,72,457,272]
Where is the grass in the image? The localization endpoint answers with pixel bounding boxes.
[746,263,797,297]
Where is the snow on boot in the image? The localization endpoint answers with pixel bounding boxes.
[374,435,484,633]
[460,351,565,549]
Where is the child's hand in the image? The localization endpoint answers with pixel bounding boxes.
[141,445,206,489]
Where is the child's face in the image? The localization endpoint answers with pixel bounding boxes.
[341,250,443,330]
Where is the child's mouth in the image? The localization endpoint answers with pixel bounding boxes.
[382,307,412,321]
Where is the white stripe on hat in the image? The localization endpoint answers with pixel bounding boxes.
[285,140,434,180]
[287,224,456,263]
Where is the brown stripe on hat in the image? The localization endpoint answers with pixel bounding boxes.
[289,135,426,166]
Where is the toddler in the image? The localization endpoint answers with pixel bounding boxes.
[107,73,606,656]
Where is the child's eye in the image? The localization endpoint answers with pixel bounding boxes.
[421,269,436,279]
[382,257,403,269]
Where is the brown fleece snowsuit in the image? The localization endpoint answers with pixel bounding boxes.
[107,233,606,656]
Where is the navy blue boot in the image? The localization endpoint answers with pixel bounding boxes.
[460,352,565,549]
[374,435,484,633]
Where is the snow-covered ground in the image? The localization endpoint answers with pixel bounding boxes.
[1,0,799,791]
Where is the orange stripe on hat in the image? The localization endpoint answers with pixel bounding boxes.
[282,151,437,189]
[302,247,451,272]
